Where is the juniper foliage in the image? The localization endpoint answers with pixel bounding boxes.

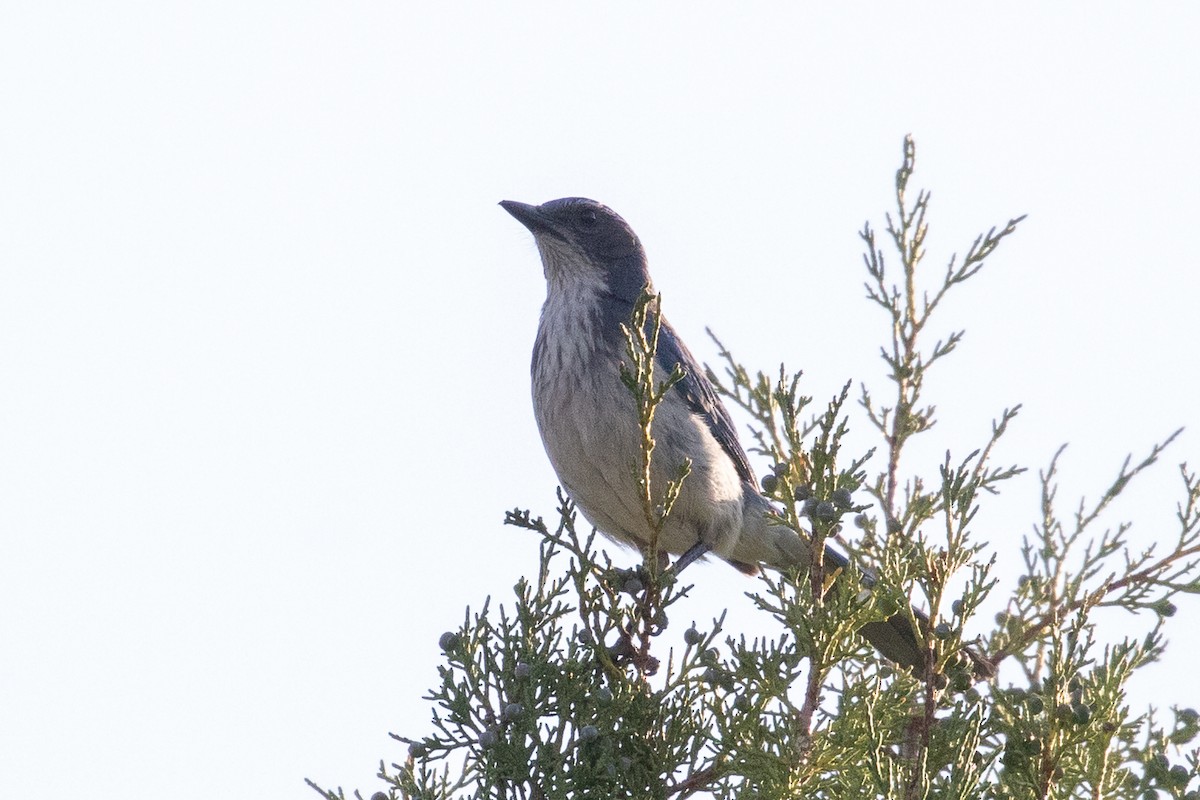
[309,138,1200,800]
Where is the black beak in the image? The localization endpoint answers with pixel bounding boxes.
[500,200,555,236]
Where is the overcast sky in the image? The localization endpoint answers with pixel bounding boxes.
[3,4,1198,798]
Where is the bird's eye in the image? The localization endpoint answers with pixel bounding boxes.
[577,209,598,228]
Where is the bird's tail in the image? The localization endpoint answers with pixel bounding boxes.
[730,493,991,678]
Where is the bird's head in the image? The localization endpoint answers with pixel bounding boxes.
[500,198,651,303]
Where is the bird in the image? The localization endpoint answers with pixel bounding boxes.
[500,196,957,675]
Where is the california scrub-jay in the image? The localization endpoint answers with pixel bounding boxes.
[501,196,934,673]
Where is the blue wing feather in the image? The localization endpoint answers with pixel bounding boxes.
[653,319,756,486]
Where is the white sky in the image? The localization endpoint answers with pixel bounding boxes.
[2,4,1198,798]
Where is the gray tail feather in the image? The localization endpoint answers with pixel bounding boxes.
[732,496,992,678]
[858,613,927,672]
[827,542,930,673]
[856,599,993,678]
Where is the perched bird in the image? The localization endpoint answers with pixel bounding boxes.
[501,196,943,674]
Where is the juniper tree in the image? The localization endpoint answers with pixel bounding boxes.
[309,137,1200,800]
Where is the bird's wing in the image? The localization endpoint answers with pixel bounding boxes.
[654,319,756,485]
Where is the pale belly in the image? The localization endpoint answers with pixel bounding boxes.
[532,353,746,559]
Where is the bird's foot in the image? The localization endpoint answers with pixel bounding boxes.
[672,541,712,575]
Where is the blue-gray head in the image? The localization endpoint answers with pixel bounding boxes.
[499,198,652,305]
